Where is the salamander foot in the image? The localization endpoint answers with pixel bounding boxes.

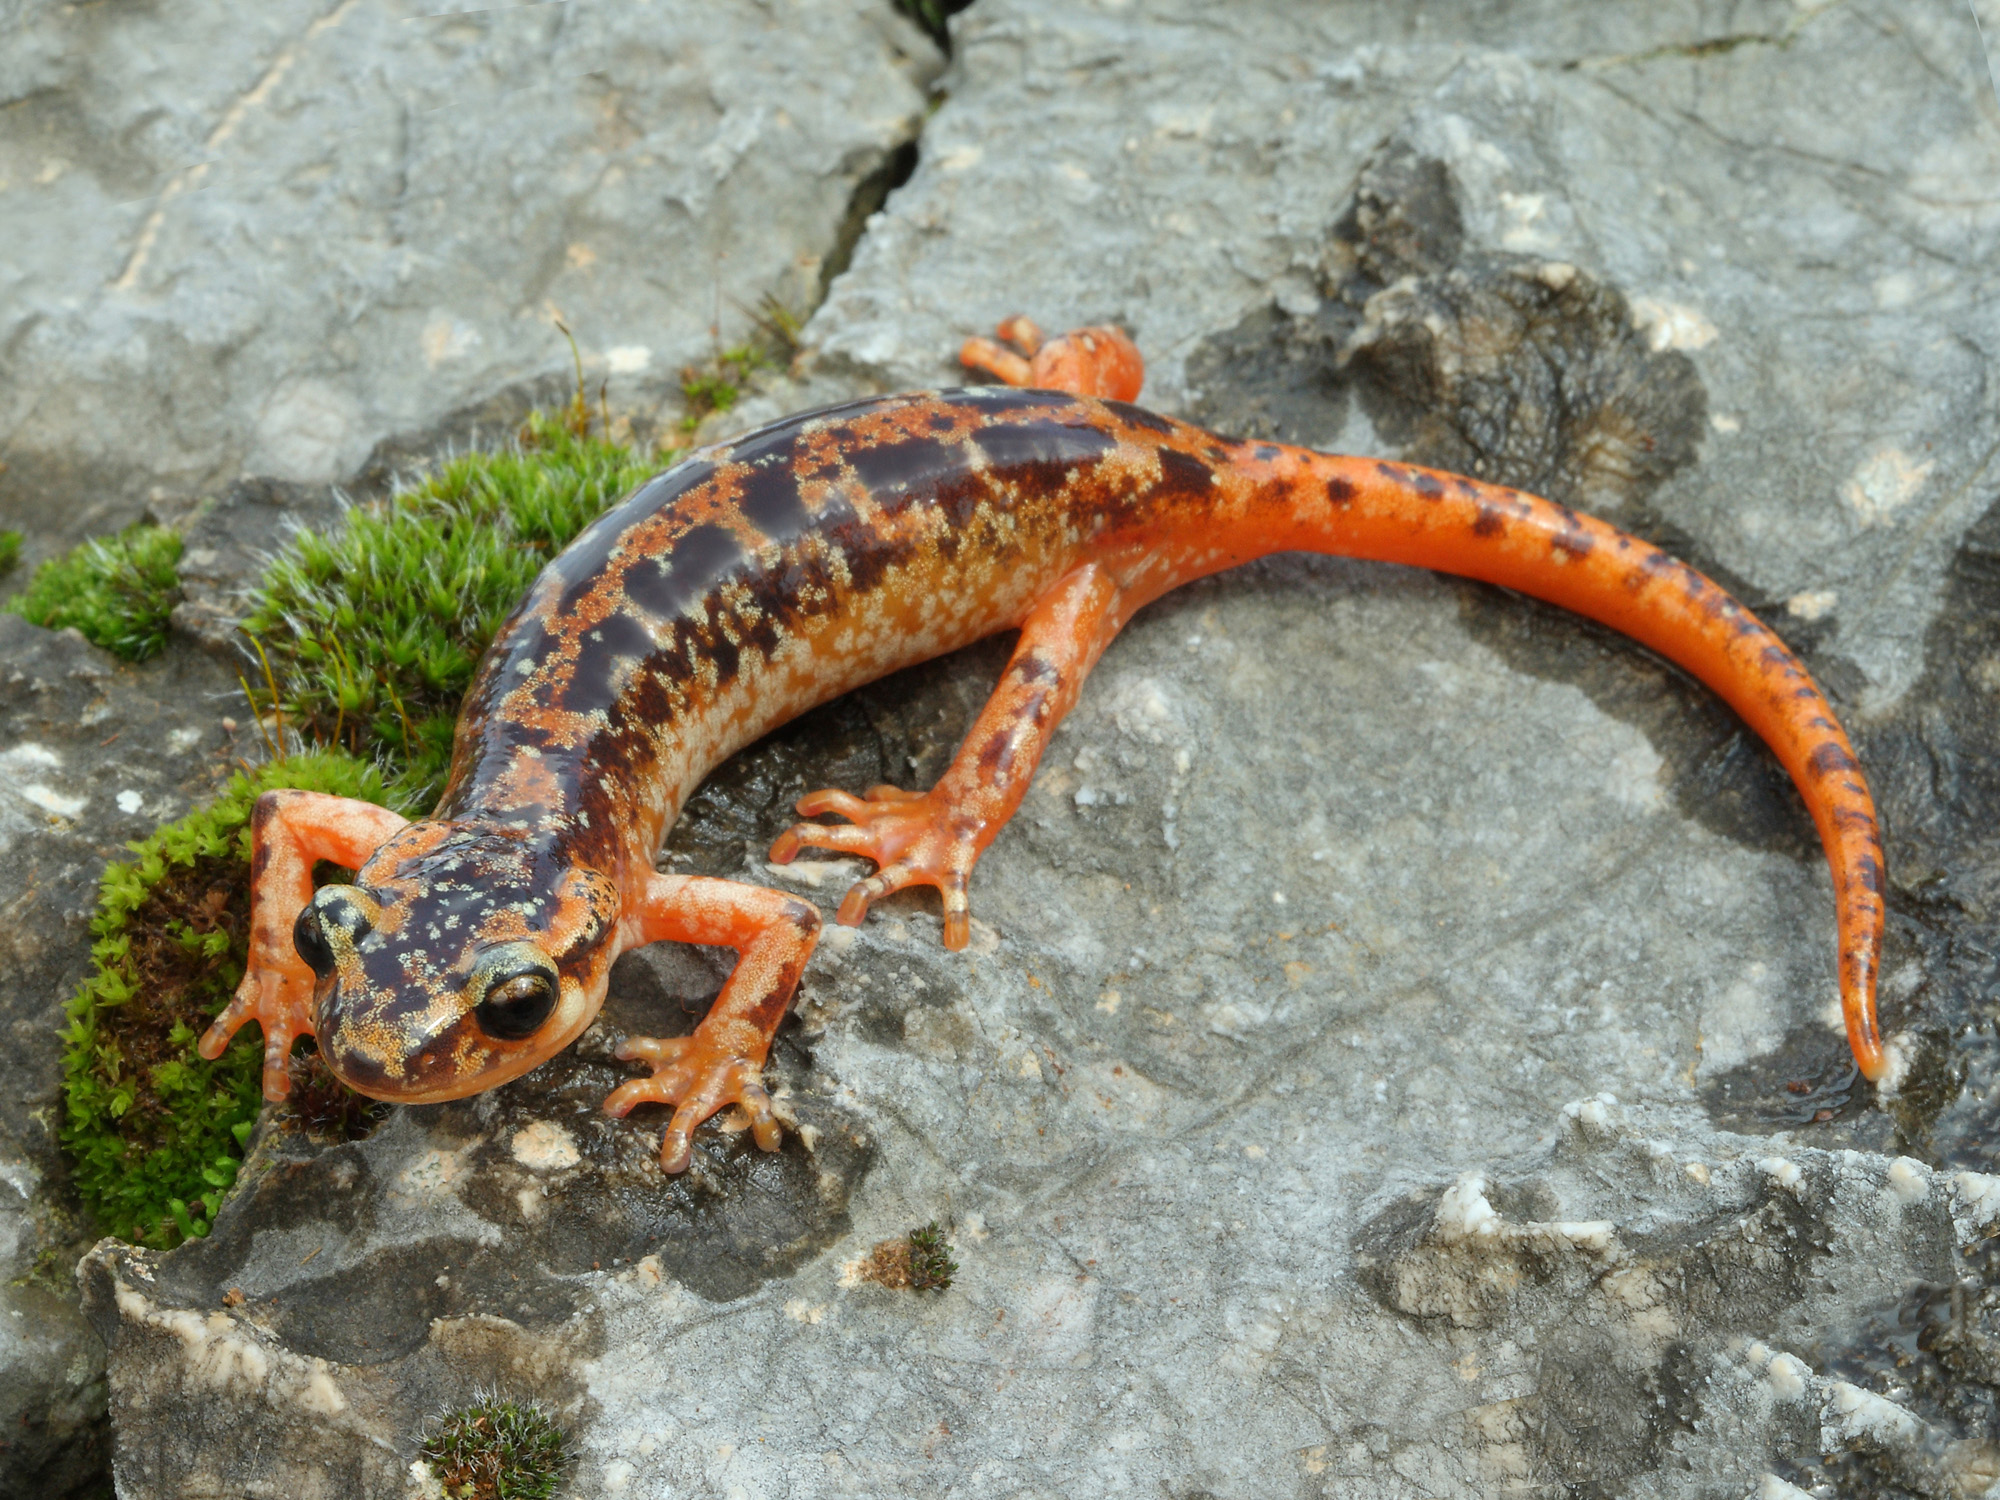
[199,950,318,1100]
[604,1031,781,1174]
[959,315,1144,401]
[770,786,979,950]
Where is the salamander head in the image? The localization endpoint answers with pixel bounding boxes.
[296,822,623,1103]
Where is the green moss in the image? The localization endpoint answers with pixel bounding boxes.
[0,529,20,576]
[8,523,182,660]
[678,344,767,433]
[60,751,392,1248]
[747,292,807,360]
[64,396,670,1243]
[419,1395,573,1500]
[242,413,658,810]
[908,1220,958,1291]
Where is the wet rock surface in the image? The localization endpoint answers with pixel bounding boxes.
[10,0,2000,1495]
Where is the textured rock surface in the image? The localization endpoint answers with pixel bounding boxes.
[0,616,244,1497]
[28,0,2000,1495]
[1,1,938,1489]
[0,0,940,573]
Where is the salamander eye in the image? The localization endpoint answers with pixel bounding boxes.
[294,902,335,979]
[475,969,557,1041]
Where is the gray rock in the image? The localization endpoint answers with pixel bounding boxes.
[0,615,245,1497]
[2,0,940,1482]
[169,477,344,657]
[44,0,2000,1495]
[819,0,1999,714]
[0,0,941,571]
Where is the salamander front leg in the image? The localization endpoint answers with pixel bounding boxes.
[197,790,409,1099]
[604,873,821,1173]
[771,563,1123,950]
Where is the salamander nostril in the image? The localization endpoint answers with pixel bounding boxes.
[475,970,557,1041]
[293,902,336,979]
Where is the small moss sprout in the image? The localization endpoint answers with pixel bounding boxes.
[855,1220,959,1291]
[678,343,767,433]
[418,1394,574,1500]
[908,1220,958,1291]
[0,528,20,576]
[893,0,975,51]
[9,522,182,660]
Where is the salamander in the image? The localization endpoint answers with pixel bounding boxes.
[199,317,1888,1174]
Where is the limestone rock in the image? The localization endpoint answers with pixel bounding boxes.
[0,616,244,1497]
[25,0,2000,1494]
[0,0,941,572]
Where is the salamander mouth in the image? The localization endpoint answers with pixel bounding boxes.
[311,1022,400,1100]
[315,999,566,1104]
[324,1062,497,1106]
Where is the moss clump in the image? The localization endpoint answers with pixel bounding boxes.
[9,523,182,660]
[907,1220,958,1291]
[242,413,658,809]
[0,529,20,576]
[855,1220,959,1291]
[60,751,392,1248]
[419,1396,573,1500]
[678,344,766,433]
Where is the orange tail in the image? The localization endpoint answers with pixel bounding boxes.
[961,318,1885,1082]
[1254,449,1886,1079]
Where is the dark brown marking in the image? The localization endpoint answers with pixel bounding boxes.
[566,610,658,709]
[1552,528,1594,559]
[1411,473,1446,501]
[1326,476,1357,507]
[977,730,1016,779]
[1472,504,1507,538]
[1809,743,1860,778]
[973,418,1120,477]
[1012,655,1061,686]
[1155,446,1217,498]
[846,435,962,499]
[736,460,815,543]
[952,385,1075,416]
[1631,551,1676,589]
[621,522,744,624]
[1102,399,1176,436]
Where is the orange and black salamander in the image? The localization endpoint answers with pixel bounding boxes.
[200,318,1888,1173]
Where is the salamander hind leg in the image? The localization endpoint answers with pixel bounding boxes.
[197,790,410,1100]
[604,872,821,1173]
[771,563,1123,951]
[959,315,1144,401]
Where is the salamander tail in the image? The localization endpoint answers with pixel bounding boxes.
[1274,451,1888,1081]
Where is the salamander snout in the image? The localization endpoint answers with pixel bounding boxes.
[311,931,578,1103]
